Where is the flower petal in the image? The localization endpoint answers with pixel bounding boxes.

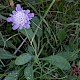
[27,21,30,24]
[28,13,34,17]
[28,13,34,20]
[7,17,13,22]
[12,25,19,30]
[12,11,16,14]
[9,14,13,17]
[24,10,30,14]
[16,4,22,11]
[24,23,30,29]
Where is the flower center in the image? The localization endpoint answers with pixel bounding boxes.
[13,11,27,26]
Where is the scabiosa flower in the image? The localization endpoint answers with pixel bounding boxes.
[7,4,34,30]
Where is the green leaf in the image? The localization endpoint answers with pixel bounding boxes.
[19,28,37,51]
[28,45,34,54]
[44,55,70,70]
[56,29,67,42]
[0,14,6,20]
[78,61,80,67]
[0,33,16,49]
[15,53,32,65]
[65,0,74,3]
[24,66,34,80]
[19,28,34,40]
[0,40,16,49]
[32,16,42,38]
[23,0,51,5]
[0,48,16,59]
[4,71,19,80]
[57,51,78,61]
[6,41,16,49]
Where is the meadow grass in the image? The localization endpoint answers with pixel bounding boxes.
[0,0,80,80]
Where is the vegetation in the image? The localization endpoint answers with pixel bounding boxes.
[0,0,80,80]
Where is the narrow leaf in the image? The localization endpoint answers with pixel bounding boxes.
[56,29,67,42]
[0,48,16,59]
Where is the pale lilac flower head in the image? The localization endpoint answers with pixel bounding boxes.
[7,4,34,30]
